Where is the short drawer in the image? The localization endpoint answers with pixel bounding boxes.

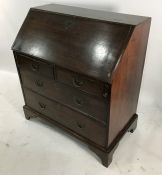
[15,54,54,78]
[56,67,109,98]
[24,88,106,146]
[20,72,108,122]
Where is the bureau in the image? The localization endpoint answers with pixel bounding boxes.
[12,4,151,167]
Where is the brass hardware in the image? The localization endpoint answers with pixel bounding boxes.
[72,77,83,87]
[31,63,39,71]
[74,97,83,106]
[76,122,85,129]
[35,80,43,87]
[38,102,46,110]
[103,84,109,98]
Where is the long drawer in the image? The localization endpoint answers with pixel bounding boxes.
[20,71,108,122]
[24,88,106,146]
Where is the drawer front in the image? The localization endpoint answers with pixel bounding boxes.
[56,67,108,98]
[24,88,106,146]
[16,54,54,79]
[20,71,108,122]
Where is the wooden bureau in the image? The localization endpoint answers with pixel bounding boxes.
[12,4,151,167]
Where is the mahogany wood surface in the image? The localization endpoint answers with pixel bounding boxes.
[12,4,151,167]
[12,8,132,82]
[108,19,151,145]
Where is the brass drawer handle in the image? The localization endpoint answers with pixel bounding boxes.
[103,91,108,98]
[74,97,83,106]
[72,77,83,88]
[35,80,43,87]
[76,122,85,129]
[31,63,39,72]
[103,84,109,98]
[38,102,46,110]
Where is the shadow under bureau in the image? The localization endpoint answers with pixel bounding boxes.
[11,4,151,167]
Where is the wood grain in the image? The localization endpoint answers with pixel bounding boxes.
[12,4,151,167]
[108,19,151,146]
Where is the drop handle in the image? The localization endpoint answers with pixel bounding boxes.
[73,97,84,106]
[38,102,46,110]
[103,84,110,98]
[76,122,85,129]
[35,80,43,87]
[72,77,83,88]
[31,63,39,72]
[103,92,108,98]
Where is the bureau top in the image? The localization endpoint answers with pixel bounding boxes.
[12,4,150,83]
[34,4,149,26]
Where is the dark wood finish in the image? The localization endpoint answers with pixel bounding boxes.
[11,4,151,167]
[17,57,108,122]
[56,66,109,98]
[108,19,151,145]
[12,7,132,83]
[24,88,106,146]
[88,114,138,167]
[16,54,54,79]
[33,4,149,25]
[23,105,138,167]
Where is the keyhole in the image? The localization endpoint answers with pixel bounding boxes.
[76,122,85,129]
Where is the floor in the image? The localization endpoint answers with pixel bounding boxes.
[0,70,162,175]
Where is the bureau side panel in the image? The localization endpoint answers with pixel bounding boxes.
[108,19,151,146]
